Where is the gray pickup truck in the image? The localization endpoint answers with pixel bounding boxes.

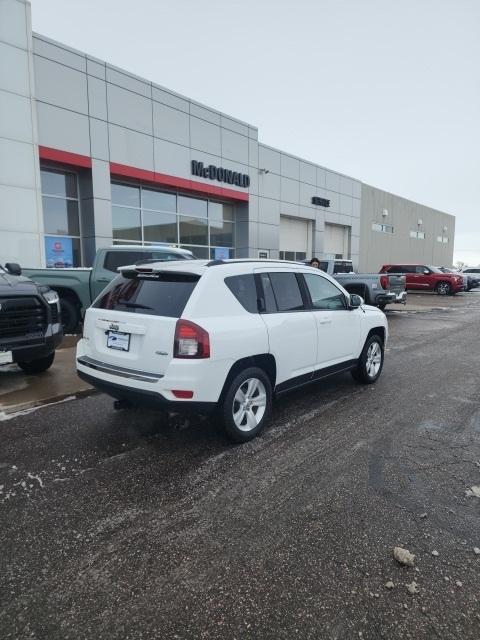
[23,245,194,332]
[316,259,407,310]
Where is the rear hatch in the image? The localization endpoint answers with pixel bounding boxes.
[83,268,200,375]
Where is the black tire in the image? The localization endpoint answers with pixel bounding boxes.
[219,366,272,443]
[377,302,387,311]
[60,297,79,333]
[351,335,384,384]
[435,281,451,296]
[18,352,55,374]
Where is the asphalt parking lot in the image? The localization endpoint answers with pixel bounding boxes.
[1,292,480,639]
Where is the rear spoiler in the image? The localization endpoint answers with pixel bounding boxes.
[118,264,200,279]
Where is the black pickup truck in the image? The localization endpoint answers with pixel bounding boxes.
[0,263,62,373]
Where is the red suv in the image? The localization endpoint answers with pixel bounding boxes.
[379,264,464,296]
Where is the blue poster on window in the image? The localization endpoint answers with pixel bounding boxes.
[44,236,73,268]
[214,247,230,260]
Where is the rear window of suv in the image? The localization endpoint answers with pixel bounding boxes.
[92,272,199,317]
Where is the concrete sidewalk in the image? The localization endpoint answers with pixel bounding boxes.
[0,338,92,417]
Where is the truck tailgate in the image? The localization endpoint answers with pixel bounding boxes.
[387,274,406,294]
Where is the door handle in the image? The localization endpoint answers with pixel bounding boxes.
[97,278,110,282]
[319,319,332,325]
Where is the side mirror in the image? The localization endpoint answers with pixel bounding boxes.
[349,293,364,309]
[5,262,22,276]
[423,269,430,275]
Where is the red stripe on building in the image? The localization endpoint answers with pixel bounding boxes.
[39,146,92,168]
[110,162,249,202]
[37,149,249,202]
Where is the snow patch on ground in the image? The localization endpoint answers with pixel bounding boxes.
[465,485,480,498]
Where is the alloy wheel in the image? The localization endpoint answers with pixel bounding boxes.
[232,378,267,432]
[366,342,382,378]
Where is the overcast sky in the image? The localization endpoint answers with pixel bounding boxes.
[30,0,480,265]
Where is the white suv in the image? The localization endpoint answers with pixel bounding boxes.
[77,259,388,442]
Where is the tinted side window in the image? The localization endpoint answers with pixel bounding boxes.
[318,261,329,272]
[93,273,199,317]
[259,273,278,313]
[268,272,305,312]
[390,265,414,273]
[333,261,353,274]
[303,273,346,310]
[103,251,153,273]
[225,275,258,313]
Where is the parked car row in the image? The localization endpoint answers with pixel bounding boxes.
[379,263,478,295]
[312,259,407,310]
[3,249,480,445]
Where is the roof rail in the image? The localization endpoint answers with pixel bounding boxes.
[206,258,309,268]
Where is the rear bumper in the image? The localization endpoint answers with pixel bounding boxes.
[76,338,232,405]
[374,292,396,304]
[393,291,407,304]
[1,326,62,364]
[374,291,408,306]
[77,369,216,413]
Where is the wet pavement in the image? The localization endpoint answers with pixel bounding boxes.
[0,337,91,416]
[1,292,480,639]
[0,292,475,416]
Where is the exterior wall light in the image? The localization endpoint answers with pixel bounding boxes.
[417,218,423,226]
[382,209,388,217]
[443,225,448,232]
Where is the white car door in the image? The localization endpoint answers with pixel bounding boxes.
[302,272,362,370]
[255,269,317,388]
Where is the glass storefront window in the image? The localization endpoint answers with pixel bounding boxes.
[42,196,80,236]
[181,245,209,259]
[210,247,234,259]
[143,211,178,243]
[111,183,140,208]
[41,170,77,198]
[110,181,236,257]
[142,189,176,212]
[180,216,208,245]
[208,202,234,223]
[41,167,82,266]
[178,195,208,218]
[44,236,81,268]
[112,206,141,241]
[209,220,234,247]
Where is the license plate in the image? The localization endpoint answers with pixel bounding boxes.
[0,351,13,365]
[107,331,130,351]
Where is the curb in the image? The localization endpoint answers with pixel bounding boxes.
[0,387,98,419]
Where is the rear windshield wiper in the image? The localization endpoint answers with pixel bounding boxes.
[118,301,153,310]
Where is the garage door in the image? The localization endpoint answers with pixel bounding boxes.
[279,216,312,261]
[324,224,350,259]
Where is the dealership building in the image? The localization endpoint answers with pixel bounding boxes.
[1,0,455,272]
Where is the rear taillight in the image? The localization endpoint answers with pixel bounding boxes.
[174,320,210,359]
[380,275,389,290]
